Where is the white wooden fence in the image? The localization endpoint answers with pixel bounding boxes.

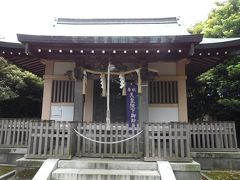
[25,121,75,159]
[0,119,39,147]
[144,122,191,162]
[76,123,143,158]
[0,119,238,161]
[190,122,238,151]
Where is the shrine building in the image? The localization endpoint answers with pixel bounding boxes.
[1,17,240,180]
[1,17,240,125]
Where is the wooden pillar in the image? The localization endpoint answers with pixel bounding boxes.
[177,79,188,122]
[177,59,189,122]
[73,80,84,122]
[139,81,149,126]
[41,61,54,120]
[73,63,85,122]
[83,80,93,122]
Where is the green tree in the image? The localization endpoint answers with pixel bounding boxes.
[188,56,240,121]
[188,0,240,122]
[0,58,25,100]
[190,0,240,37]
[0,57,43,117]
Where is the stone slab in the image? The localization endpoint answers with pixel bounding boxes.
[52,169,160,180]
[58,158,158,170]
[16,158,45,168]
[33,159,59,180]
[157,161,176,180]
[170,161,201,180]
[170,161,201,172]
[0,148,27,154]
[191,151,240,159]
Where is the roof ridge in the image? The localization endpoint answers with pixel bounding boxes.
[56,17,178,25]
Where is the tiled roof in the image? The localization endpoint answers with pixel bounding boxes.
[0,18,240,77]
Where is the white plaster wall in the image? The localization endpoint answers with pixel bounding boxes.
[54,62,75,75]
[148,107,178,122]
[50,105,74,121]
[148,62,176,75]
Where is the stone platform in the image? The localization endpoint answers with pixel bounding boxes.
[15,157,200,180]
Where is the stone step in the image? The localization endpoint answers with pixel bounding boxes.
[51,168,161,180]
[57,159,158,170]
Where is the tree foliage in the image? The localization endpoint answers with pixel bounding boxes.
[0,57,43,117]
[188,56,240,121]
[189,0,240,37]
[188,0,240,122]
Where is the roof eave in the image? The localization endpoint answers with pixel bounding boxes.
[17,34,203,45]
[196,39,240,49]
[0,41,24,49]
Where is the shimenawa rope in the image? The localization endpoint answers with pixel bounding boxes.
[73,128,143,144]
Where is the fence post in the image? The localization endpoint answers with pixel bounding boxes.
[68,122,77,157]
[144,123,149,158]
[27,121,33,155]
[186,123,191,158]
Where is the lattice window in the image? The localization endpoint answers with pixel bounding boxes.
[149,81,178,104]
[51,80,75,103]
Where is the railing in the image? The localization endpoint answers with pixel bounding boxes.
[0,119,39,148]
[190,122,238,151]
[144,122,191,162]
[0,119,238,161]
[25,121,76,159]
[76,123,143,158]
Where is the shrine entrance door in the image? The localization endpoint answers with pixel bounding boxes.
[93,80,126,123]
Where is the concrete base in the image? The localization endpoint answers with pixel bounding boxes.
[171,161,201,180]
[0,148,27,164]
[191,151,240,170]
[15,157,44,179]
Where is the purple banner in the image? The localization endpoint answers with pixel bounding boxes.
[126,83,138,127]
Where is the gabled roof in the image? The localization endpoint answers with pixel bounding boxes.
[18,17,201,44]
[0,17,240,78]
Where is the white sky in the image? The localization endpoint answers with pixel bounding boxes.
[0,0,224,42]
